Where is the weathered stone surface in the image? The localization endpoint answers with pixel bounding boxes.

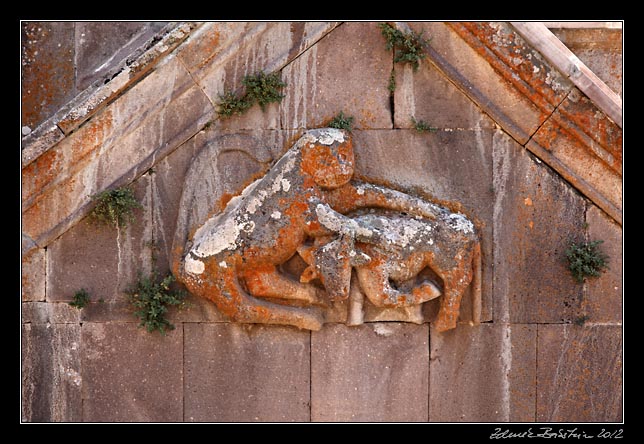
[22,22,76,130]
[167,129,291,280]
[526,87,622,224]
[311,323,428,422]
[429,323,536,422]
[22,247,46,302]
[393,62,495,130]
[81,322,183,422]
[55,23,197,136]
[46,178,150,307]
[536,324,622,422]
[22,302,80,324]
[184,323,310,422]
[74,22,168,90]
[412,22,570,145]
[22,323,82,422]
[584,205,622,323]
[551,27,622,97]
[352,129,494,323]
[493,130,586,323]
[21,123,64,164]
[177,22,338,131]
[281,22,393,130]
[22,54,213,252]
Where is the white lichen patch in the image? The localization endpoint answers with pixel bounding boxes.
[271,211,282,220]
[185,255,205,275]
[219,261,228,269]
[447,213,475,234]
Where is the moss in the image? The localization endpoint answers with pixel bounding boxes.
[411,116,438,133]
[328,111,354,131]
[69,288,90,309]
[379,22,429,71]
[90,186,142,228]
[565,239,610,283]
[127,272,187,335]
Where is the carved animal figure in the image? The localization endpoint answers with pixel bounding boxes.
[175,128,448,330]
[299,206,482,331]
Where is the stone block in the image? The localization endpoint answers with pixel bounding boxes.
[22,22,76,130]
[536,324,622,422]
[352,129,494,323]
[551,28,622,97]
[74,22,168,90]
[22,54,213,249]
[493,130,586,323]
[22,247,45,302]
[22,302,80,324]
[410,22,571,144]
[429,323,536,422]
[393,62,495,130]
[311,323,429,422]
[81,322,183,422]
[22,323,82,422]
[177,22,338,131]
[584,205,622,323]
[46,177,150,309]
[184,323,310,422]
[526,88,622,223]
[280,22,393,130]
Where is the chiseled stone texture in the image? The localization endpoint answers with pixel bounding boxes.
[22,247,46,302]
[184,323,310,422]
[81,322,183,422]
[536,324,622,422]
[46,178,150,309]
[280,22,392,129]
[74,22,168,90]
[311,323,429,422]
[493,130,586,323]
[584,205,622,323]
[429,323,536,422]
[22,22,76,130]
[22,323,82,422]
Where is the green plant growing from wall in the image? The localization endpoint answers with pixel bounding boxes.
[90,186,142,228]
[243,71,287,110]
[411,116,438,133]
[127,272,187,335]
[379,22,430,71]
[328,111,354,131]
[216,70,286,118]
[69,288,91,309]
[565,239,610,283]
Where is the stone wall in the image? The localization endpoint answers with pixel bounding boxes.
[21,22,622,423]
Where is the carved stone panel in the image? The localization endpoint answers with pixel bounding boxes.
[173,128,482,331]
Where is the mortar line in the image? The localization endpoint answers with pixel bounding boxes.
[522,88,572,150]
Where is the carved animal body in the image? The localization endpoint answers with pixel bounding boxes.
[175,128,480,331]
[306,206,482,331]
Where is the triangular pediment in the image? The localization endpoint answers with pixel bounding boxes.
[21,21,622,257]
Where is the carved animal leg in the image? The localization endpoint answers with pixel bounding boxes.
[356,261,441,307]
[187,266,324,330]
[242,266,320,304]
[434,251,475,332]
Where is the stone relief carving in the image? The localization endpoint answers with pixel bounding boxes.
[173,128,481,331]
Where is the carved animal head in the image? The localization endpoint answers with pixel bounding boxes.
[300,129,355,189]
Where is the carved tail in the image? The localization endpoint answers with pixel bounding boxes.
[471,241,482,324]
